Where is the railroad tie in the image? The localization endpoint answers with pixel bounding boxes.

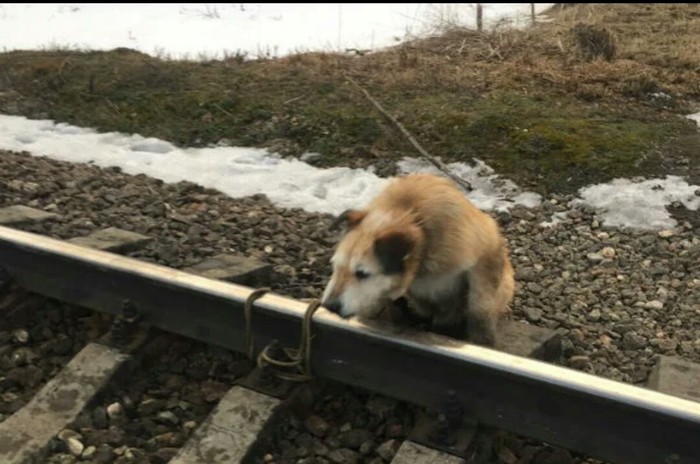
[0,343,131,464]
[498,319,563,362]
[170,364,323,464]
[67,226,152,253]
[0,223,155,463]
[396,320,563,463]
[168,262,321,462]
[392,441,467,464]
[0,205,59,226]
[168,385,284,464]
[647,355,700,403]
[183,253,272,286]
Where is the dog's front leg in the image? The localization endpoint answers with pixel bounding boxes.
[465,261,501,348]
[465,303,498,347]
[428,292,468,340]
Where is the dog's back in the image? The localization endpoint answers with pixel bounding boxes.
[367,173,506,275]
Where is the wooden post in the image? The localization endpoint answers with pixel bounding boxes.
[476,3,483,32]
[531,3,536,24]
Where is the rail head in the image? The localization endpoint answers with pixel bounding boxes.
[0,225,698,464]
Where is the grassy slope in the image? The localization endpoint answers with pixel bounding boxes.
[0,3,698,194]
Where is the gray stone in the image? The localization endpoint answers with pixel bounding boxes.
[137,398,165,416]
[81,446,96,460]
[375,439,400,460]
[12,329,29,344]
[304,415,330,438]
[338,429,373,449]
[92,407,109,429]
[328,449,360,464]
[66,437,84,456]
[156,411,179,426]
[106,402,123,421]
[568,355,591,370]
[93,444,116,464]
[523,307,543,322]
[622,332,647,350]
[365,396,397,419]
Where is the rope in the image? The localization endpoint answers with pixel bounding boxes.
[257,299,322,382]
[243,288,322,383]
[243,288,270,360]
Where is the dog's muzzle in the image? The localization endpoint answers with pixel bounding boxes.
[322,299,351,319]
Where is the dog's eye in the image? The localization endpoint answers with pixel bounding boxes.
[354,269,371,280]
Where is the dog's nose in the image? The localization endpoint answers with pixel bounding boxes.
[323,299,342,315]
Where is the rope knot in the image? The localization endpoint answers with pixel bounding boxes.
[244,289,322,383]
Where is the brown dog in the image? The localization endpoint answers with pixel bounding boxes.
[321,173,514,346]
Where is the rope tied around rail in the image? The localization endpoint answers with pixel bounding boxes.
[243,288,322,382]
[243,287,270,360]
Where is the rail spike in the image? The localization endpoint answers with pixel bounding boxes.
[110,298,143,346]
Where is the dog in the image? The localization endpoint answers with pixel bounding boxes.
[321,172,514,347]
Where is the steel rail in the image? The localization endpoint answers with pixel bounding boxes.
[0,225,698,464]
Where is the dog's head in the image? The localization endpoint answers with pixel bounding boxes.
[321,209,423,319]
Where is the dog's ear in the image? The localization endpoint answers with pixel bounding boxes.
[330,209,367,232]
[374,229,416,275]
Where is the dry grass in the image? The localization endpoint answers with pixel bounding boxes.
[346,3,700,105]
[0,4,698,195]
[550,3,700,67]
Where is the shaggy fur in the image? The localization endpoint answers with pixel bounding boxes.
[321,173,514,346]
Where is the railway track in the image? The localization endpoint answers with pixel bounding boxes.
[1,204,699,464]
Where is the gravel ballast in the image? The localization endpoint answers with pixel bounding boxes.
[43,334,249,464]
[1,149,698,463]
[0,290,113,425]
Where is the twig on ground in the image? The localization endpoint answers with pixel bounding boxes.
[344,74,472,192]
[212,102,233,117]
[104,98,122,116]
[283,95,305,105]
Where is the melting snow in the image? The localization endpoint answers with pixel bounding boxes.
[574,177,700,231]
[0,3,553,60]
[0,114,541,216]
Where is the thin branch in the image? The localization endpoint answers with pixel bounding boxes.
[344,74,472,192]
[212,102,233,117]
[104,98,122,116]
[283,95,305,105]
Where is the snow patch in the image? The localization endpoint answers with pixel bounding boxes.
[0,114,540,216]
[686,112,700,127]
[2,113,697,231]
[573,176,700,230]
[539,211,568,228]
[0,3,553,60]
[397,158,542,212]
